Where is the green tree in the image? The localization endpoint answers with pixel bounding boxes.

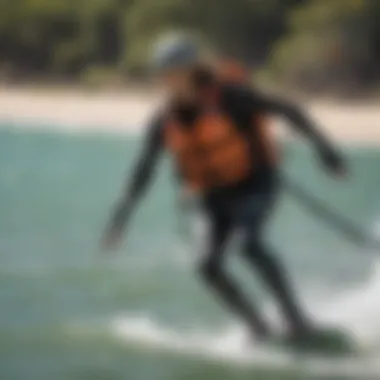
[270,0,380,91]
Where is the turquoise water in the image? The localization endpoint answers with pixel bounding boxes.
[1,127,380,380]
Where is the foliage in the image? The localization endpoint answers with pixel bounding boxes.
[270,0,380,91]
[0,0,379,90]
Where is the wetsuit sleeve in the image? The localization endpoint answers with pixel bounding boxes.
[110,114,164,231]
[250,91,337,154]
[125,115,164,202]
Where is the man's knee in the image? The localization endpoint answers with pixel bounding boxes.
[242,236,261,256]
[243,238,276,266]
[199,257,223,282]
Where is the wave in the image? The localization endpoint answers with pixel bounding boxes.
[106,223,380,376]
[314,221,380,346]
[109,313,380,378]
[110,315,295,367]
[27,217,373,377]
[312,261,380,348]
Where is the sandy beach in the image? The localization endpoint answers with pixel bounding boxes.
[0,87,378,144]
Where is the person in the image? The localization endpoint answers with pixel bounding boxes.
[102,35,346,342]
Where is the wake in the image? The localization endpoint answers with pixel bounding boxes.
[110,312,380,377]
[107,222,380,377]
[109,262,380,377]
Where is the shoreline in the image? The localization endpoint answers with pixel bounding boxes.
[0,87,379,144]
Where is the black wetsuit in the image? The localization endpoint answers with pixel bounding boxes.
[115,82,342,338]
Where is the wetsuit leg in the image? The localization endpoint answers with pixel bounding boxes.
[243,238,311,336]
[235,186,312,336]
[198,209,270,339]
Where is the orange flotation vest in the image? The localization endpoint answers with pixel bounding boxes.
[164,63,277,192]
[165,112,255,191]
[218,59,249,84]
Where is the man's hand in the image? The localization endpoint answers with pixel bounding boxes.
[102,224,124,251]
[318,146,347,178]
[101,202,130,252]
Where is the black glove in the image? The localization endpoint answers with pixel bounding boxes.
[318,145,347,177]
[102,201,131,251]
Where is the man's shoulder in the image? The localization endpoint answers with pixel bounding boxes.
[143,109,167,144]
[220,82,260,107]
[147,103,170,129]
[148,99,174,126]
[219,82,262,116]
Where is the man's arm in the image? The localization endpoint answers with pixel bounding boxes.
[252,92,346,174]
[103,115,164,249]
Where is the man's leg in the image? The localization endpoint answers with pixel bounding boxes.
[198,213,270,339]
[242,238,312,336]
[236,189,312,337]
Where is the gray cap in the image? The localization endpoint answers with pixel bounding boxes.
[151,33,200,72]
